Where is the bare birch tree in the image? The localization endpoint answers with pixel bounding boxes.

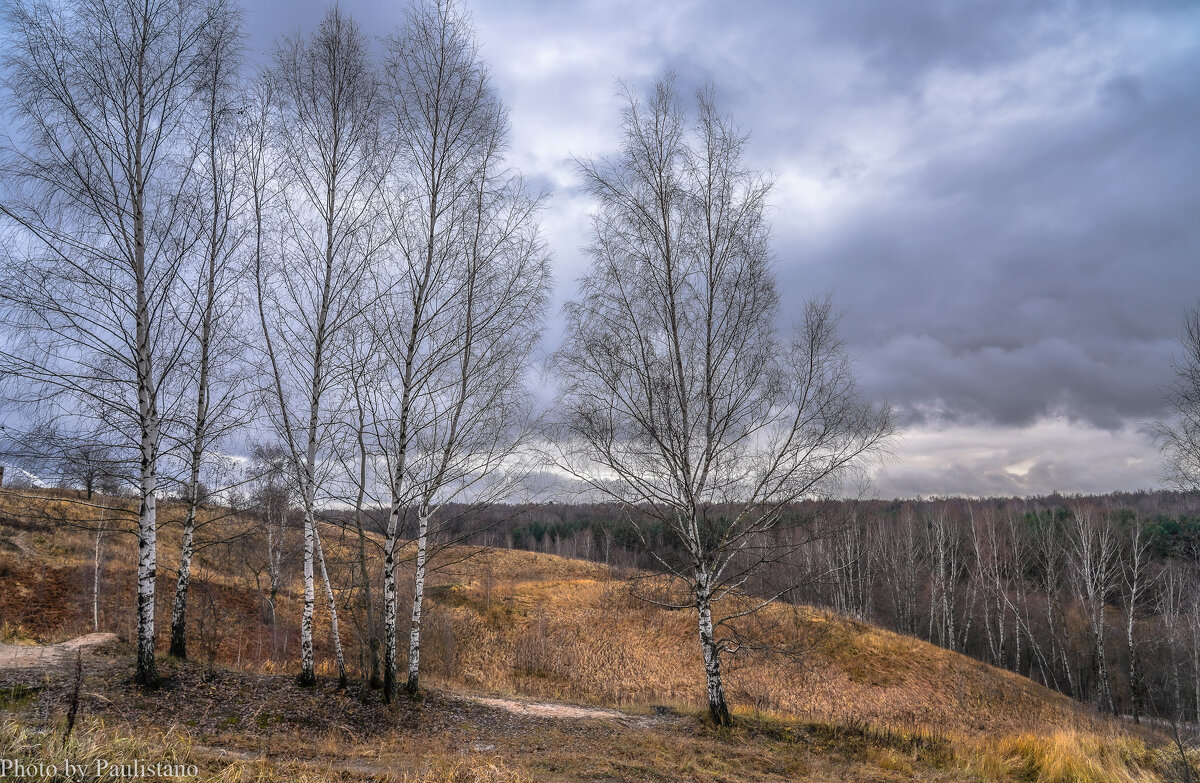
[375,0,548,700]
[332,328,385,686]
[553,76,893,725]
[248,444,291,633]
[926,508,964,651]
[0,0,224,686]
[258,6,386,685]
[1068,504,1119,712]
[1121,514,1152,723]
[168,0,248,661]
[880,505,924,636]
[969,507,1009,667]
[1154,307,1200,492]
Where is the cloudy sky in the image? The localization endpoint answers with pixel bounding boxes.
[250,1,1199,498]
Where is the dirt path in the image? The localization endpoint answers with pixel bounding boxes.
[0,633,119,668]
[461,694,669,729]
[465,695,628,721]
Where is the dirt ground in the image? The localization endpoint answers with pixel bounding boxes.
[0,632,119,668]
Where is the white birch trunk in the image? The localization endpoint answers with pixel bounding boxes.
[92,517,106,633]
[135,412,159,686]
[299,499,316,686]
[314,523,346,685]
[696,587,730,726]
[382,383,415,702]
[169,505,195,658]
[133,71,160,686]
[266,515,281,626]
[170,82,220,659]
[404,507,430,694]
[382,505,399,700]
[135,273,159,686]
[297,290,325,687]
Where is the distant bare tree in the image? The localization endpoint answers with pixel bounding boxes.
[553,76,893,725]
[1068,504,1119,712]
[0,423,122,498]
[1154,307,1200,493]
[880,506,924,637]
[926,508,964,651]
[968,507,1009,667]
[246,445,292,636]
[1122,514,1152,723]
[0,0,225,686]
[828,508,874,621]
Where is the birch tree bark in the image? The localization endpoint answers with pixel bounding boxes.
[313,523,347,686]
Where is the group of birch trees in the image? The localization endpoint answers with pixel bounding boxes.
[0,0,549,699]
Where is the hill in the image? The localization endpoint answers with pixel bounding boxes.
[0,489,1190,781]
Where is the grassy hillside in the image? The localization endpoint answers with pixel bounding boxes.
[0,489,1191,781]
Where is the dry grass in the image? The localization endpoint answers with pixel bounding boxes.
[1,718,209,781]
[401,547,1081,738]
[0,489,1191,782]
[966,729,1167,783]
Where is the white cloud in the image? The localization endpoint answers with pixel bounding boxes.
[871,416,1161,498]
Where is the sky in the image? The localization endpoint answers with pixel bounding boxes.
[173,1,1200,497]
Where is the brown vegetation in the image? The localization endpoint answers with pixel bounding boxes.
[0,490,1193,781]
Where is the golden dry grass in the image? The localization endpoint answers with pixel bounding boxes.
[0,489,1193,782]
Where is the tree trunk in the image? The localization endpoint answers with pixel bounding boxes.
[352,401,381,687]
[355,506,380,687]
[169,510,195,659]
[382,390,414,703]
[266,517,280,626]
[298,504,317,686]
[696,592,730,726]
[172,56,222,662]
[135,337,159,687]
[404,508,430,695]
[92,518,105,633]
[1094,615,1115,713]
[169,411,205,660]
[314,524,346,686]
[135,441,158,686]
[133,85,159,686]
[382,519,399,701]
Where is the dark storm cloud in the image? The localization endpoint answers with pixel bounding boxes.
[772,4,1200,430]
[237,0,1200,493]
